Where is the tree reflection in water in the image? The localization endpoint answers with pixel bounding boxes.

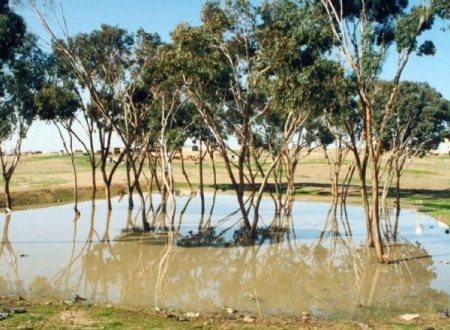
[0,198,448,319]
[0,214,23,296]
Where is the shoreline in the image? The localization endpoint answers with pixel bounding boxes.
[0,296,449,329]
[2,183,449,225]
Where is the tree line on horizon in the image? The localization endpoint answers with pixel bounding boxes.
[0,0,449,263]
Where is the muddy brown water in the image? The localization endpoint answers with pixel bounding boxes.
[0,193,449,319]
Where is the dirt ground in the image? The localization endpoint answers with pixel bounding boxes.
[0,296,449,329]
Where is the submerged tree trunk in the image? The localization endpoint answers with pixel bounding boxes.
[136,182,150,231]
[71,154,80,215]
[55,122,80,215]
[395,163,401,219]
[91,165,97,201]
[105,181,112,211]
[365,101,385,263]
[126,156,134,210]
[341,161,355,207]
[349,141,373,248]
[359,167,373,245]
[199,140,205,216]
[179,149,193,193]
[4,177,12,211]
[67,116,98,204]
[0,129,27,212]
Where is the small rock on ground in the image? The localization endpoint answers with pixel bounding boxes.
[399,313,420,321]
[243,315,256,323]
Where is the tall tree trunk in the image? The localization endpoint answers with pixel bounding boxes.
[360,176,373,246]
[395,162,401,220]
[55,122,79,215]
[180,149,193,192]
[136,182,150,231]
[341,161,355,207]
[352,147,373,248]
[207,146,217,189]
[366,115,385,263]
[91,165,97,201]
[220,149,251,232]
[199,140,205,216]
[126,156,134,210]
[284,156,297,217]
[4,177,12,211]
[70,154,79,215]
[105,179,112,211]
[160,185,167,214]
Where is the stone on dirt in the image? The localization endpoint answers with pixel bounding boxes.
[221,306,236,314]
[185,312,200,318]
[243,315,256,323]
[399,313,420,321]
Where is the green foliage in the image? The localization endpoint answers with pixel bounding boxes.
[0,33,46,140]
[55,25,164,148]
[394,4,434,54]
[169,13,231,144]
[328,0,408,46]
[35,84,80,122]
[68,24,133,86]
[258,0,335,114]
[372,81,450,154]
[0,0,25,65]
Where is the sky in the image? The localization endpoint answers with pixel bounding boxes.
[9,0,450,153]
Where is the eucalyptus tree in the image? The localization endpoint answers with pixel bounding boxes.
[38,20,162,214]
[173,2,265,234]
[82,27,161,217]
[170,14,248,230]
[30,23,132,210]
[114,30,163,224]
[323,76,377,241]
[256,0,337,218]
[319,0,449,263]
[317,124,346,207]
[373,81,450,215]
[118,30,162,213]
[183,109,219,215]
[316,74,360,217]
[143,42,188,229]
[28,2,146,208]
[67,25,137,208]
[35,82,81,214]
[175,0,337,237]
[49,51,102,201]
[0,0,26,210]
[0,33,45,211]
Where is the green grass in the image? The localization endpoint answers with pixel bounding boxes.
[417,200,450,222]
[400,190,450,224]
[404,169,438,176]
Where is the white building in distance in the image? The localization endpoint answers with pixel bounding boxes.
[431,138,450,155]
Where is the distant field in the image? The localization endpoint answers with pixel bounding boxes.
[1,151,449,222]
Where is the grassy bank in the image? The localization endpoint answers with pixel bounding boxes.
[1,296,449,329]
[3,181,449,225]
[0,152,448,224]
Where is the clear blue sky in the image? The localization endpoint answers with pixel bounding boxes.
[12,0,450,152]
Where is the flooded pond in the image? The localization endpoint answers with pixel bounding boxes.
[0,193,449,320]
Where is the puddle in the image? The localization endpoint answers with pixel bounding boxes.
[0,193,449,319]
